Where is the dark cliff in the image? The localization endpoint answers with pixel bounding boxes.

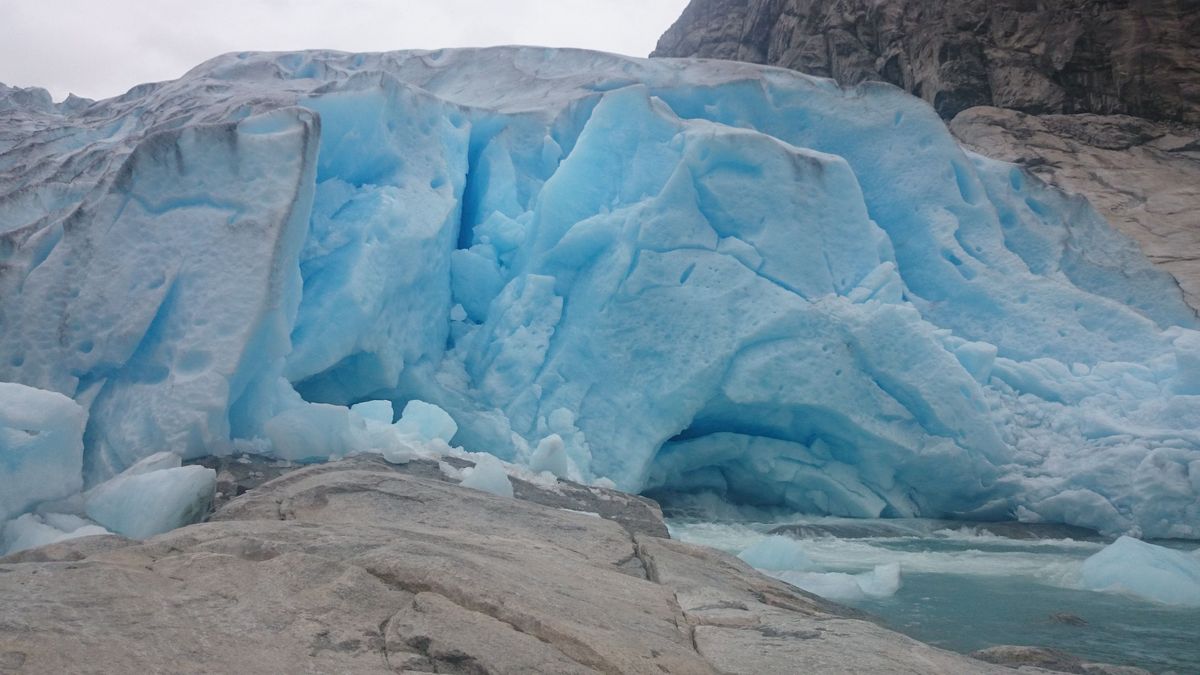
[653,0,1200,123]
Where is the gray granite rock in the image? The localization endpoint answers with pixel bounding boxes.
[972,645,1088,673]
[653,0,1200,123]
[0,455,1016,674]
[971,645,1152,675]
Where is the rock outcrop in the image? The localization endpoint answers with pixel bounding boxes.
[654,0,1200,314]
[0,455,1018,674]
[653,0,1200,123]
[951,108,1200,310]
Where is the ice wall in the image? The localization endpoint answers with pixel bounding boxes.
[1,48,1198,538]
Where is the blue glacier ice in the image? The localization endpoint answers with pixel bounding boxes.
[0,513,109,555]
[0,382,87,522]
[82,452,216,539]
[1080,536,1200,607]
[1,48,1199,540]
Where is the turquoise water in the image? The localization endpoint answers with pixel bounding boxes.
[667,514,1200,673]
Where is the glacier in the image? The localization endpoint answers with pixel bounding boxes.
[2,47,1199,540]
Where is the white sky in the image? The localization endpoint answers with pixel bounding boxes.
[0,0,692,101]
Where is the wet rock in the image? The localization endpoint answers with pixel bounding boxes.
[1049,613,1089,627]
[972,645,1086,673]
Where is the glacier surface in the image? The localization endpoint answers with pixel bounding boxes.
[2,48,1199,539]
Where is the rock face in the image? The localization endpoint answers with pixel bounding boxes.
[951,108,1200,310]
[653,0,1200,123]
[654,0,1200,315]
[0,455,1016,674]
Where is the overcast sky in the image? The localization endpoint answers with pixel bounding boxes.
[0,0,692,101]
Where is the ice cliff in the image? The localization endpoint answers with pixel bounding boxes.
[2,48,1198,539]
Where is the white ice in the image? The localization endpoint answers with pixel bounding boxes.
[83,455,216,539]
[737,535,814,571]
[771,563,902,602]
[735,533,901,601]
[459,454,514,498]
[1080,535,1200,607]
[1,513,110,555]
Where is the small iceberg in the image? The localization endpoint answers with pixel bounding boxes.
[1080,535,1200,607]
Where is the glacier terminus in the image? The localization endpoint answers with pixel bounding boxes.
[2,47,1199,545]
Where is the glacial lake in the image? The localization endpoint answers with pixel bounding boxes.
[666,513,1200,673]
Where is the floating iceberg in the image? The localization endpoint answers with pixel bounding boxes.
[738,535,814,571]
[2,48,1199,537]
[737,534,901,601]
[1080,536,1200,607]
[772,564,902,602]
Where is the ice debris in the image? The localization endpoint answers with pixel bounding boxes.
[392,400,458,444]
[83,454,216,540]
[772,564,902,602]
[1079,536,1200,607]
[738,534,902,601]
[0,383,87,522]
[1,48,1199,538]
[1,513,110,555]
[529,434,571,479]
[459,454,514,498]
[738,535,813,571]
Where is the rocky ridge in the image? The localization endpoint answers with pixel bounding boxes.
[0,454,1084,674]
[652,0,1200,123]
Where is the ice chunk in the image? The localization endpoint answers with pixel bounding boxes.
[361,419,423,465]
[263,403,364,462]
[740,533,901,601]
[393,400,458,443]
[1,513,110,555]
[1079,536,1200,606]
[84,465,216,539]
[350,400,394,424]
[529,434,569,479]
[0,383,88,522]
[772,563,902,602]
[738,535,814,571]
[459,455,513,498]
